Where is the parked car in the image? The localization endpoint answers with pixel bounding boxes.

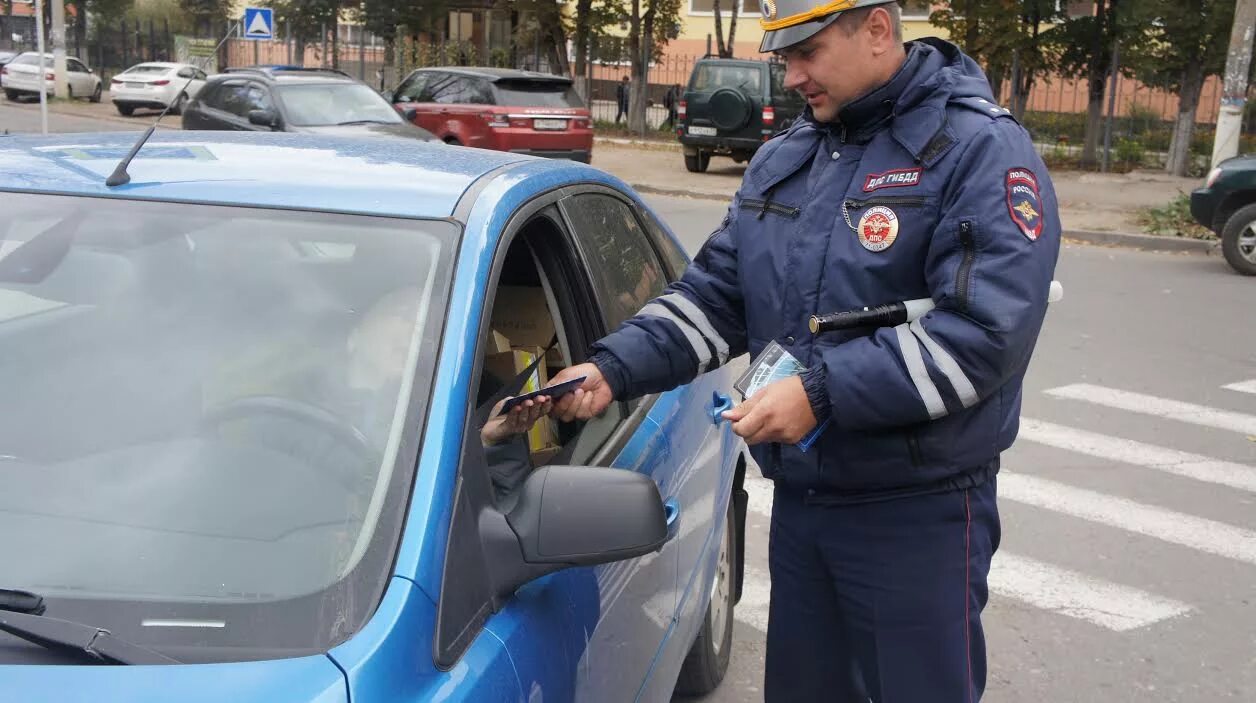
[1192,153,1256,275]
[0,51,17,69]
[0,130,748,703]
[182,66,435,142]
[388,67,593,163]
[0,52,101,102]
[109,61,208,116]
[676,57,804,173]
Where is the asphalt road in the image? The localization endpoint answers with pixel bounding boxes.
[5,106,1252,700]
[651,193,1256,703]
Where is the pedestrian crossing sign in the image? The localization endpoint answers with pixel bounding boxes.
[243,7,274,41]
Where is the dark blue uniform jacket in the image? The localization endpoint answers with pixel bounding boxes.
[590,38,1061,500]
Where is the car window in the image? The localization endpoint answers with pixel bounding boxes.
[769,62,803,106]
[214,82,272,118]
[124,65,170,76]
[67,58,87,73]
[563,193,667,330]
[427,74,473,104]
[276,83,402,126]
[243,83,273,113]
[394,71,429,102]
[11,54,45,66]
[462,78,493,105]
[0,191,456,660]
[491,79,584,108]
[177,67,195,79]
[204,80,244,113]
[195,69,208,80]
[689,63,762,94]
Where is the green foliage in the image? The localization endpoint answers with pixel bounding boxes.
[1137,194,1216,239]
[1114,137,1145,166]
[263,0,340,44]
[1122,0,1233,94]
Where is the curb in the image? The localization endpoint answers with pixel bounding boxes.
[595,136,681,151]
[1062,229,1219,254]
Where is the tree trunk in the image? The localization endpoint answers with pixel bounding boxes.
[1080,0,1109,167]
[627,5,654,134]
[727,3,737,58]
[573,0,592,92]
[713,0,726,57]
[1166,59,1205,176]
[331,20,340,70]
[548,20,569,76]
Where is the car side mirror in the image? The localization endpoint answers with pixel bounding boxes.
[402,106,418,122]
[394,93,409,103]
[481,465,668,600]
[248,108,279,128]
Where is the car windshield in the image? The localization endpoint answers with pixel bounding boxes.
[276,83,403,126]
[0,193,454,662]
[491,79,584,108]
[120,65,172,76]
[689,63,762,93]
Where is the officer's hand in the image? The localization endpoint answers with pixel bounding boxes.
[721,376,817,445]
[481,395,551,446]
[549,363,614,422]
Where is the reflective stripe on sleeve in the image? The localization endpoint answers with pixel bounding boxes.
[895,323,947,420]
[638,302,712,370]
[909,320,979,408]
[657,293,730,365]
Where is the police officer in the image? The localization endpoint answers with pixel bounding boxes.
[552,1,1060,700]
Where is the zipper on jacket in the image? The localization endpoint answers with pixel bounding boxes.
[906,432,923,467]
[841,196,929,231]
[740,198,801,219]
[956,220,977,313]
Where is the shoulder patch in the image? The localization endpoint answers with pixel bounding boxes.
[949,96,1015,121]
[1006,168,1044,241]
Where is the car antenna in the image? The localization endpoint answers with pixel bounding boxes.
[105,22,240,187]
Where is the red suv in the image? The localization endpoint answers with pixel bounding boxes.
[389,67,593,163]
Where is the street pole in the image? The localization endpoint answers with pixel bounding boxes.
[34,0,47,134]
[1211,0,1256,168]
[50,0,66,99]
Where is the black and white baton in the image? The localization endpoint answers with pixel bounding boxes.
[808,280,1064,335]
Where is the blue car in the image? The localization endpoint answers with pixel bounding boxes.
[0,133,749,702]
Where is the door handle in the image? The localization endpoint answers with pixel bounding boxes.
[664,499,681,541]
[709,391,733,425]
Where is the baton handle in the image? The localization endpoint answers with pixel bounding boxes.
[809,280,1064,335]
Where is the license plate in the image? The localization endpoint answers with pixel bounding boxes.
[688,125,717,137]
[533,118,567,131]
[125,82,144,88]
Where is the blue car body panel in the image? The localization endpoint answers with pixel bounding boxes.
[0,132,740,703]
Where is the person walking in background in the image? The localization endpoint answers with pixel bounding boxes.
[615,75,630,123]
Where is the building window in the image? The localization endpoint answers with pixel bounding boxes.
[900,0,933,18]
[688,0,757,17]
[448,10,475,43]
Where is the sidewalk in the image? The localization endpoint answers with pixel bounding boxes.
[18,96,1211,251]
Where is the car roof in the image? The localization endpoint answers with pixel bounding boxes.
[0,132,609,220]
[415,66,572,84]
[211,66,359,85]
[124,62,181,70]
[694,58,773,68]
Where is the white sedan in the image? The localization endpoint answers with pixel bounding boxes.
[109,62,207,116]
[1,52,102,102]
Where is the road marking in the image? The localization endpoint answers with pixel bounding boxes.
[1223,379,1256,396]
[989,553,1191,631]
[1001,473,1256,565]
[1019,418,1256,492]
[739,475,1192,632]
[1045,383,1256,436]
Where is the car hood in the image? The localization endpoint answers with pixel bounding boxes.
[0,653,347,703]
[292,122,434,141]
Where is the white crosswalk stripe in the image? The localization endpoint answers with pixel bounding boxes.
[735,475,1197,633]
[1045,383,1256,436]
[1019,417,1256,492]
[1223,379,1256,396]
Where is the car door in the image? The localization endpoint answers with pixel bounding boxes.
[66,58,91,95]
[392,70,436,132]
[205,79,273,131]
[432,197,680,703]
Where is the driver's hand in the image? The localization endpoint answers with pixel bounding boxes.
[481,396,551,446]
[549,363,614,422]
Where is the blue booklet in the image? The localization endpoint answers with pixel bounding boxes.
[732,341,829,452]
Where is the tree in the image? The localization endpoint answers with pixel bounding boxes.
[265,0,340,66]
[1123,0,1234,175]
[183,0,231,36]
[623,0,683,133]
[929,0,1060,116]
[711,0,738,58]
[1043,0,1132,167]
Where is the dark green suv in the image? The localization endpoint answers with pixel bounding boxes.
[676,58,804,173]
[1191,153,1256,275]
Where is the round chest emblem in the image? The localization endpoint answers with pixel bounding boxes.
[857,206,899,252]
[760,0,777,20]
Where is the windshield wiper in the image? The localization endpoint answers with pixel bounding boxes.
[0,597,178,665]
[332,119,392,126]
